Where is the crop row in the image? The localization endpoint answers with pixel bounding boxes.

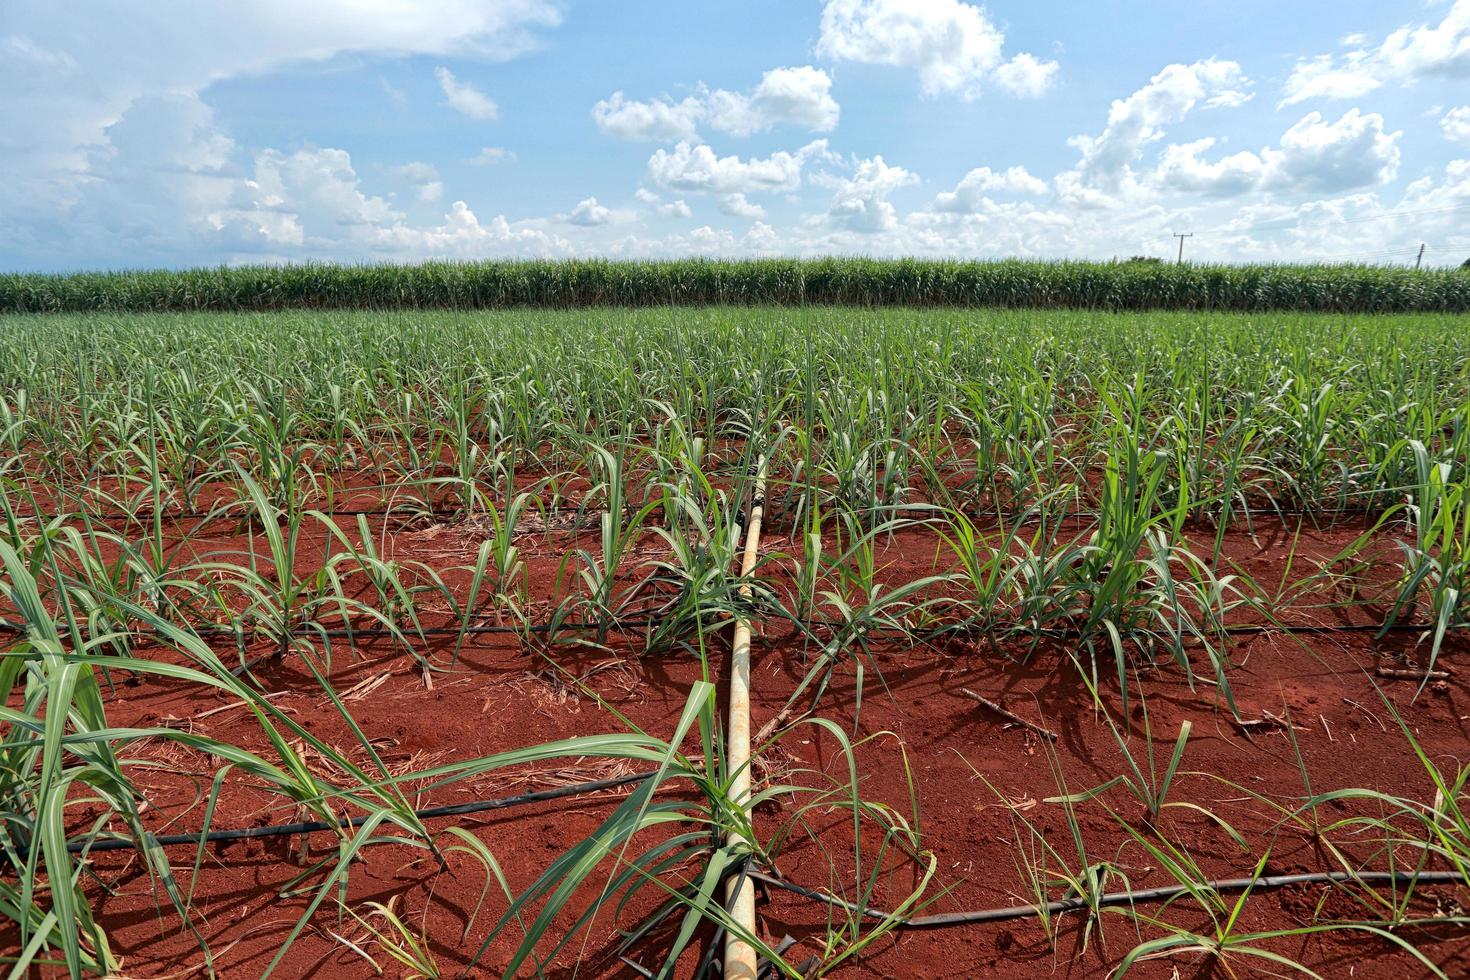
[4,258,1469,314]
[1,308,1467,523]
[3,306,1469,977]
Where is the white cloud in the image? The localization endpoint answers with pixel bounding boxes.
[9,86,575,265]
[51,93,253,256]
[634,188,693,218]
[1277,54,1380,107]
[395,201,571,258]
[707,66,841,136]
[993,53,1059,99]
[933,165,1046,211]
[565,196,612,226]
[1153,109,1400,197]
[2,1,1461,271]
[391,162,443,203]
[815,0,1057,99]
[647,140,831,194]
[1281,0,1470,106]
[391,161,435,182]
[593,92,705,142]
[593,66,839,142]
[720,193,767,219]
[0,0,555,218]
[1443,106,1470,143]
[1066,59,1251,192]
[817,154,919,233]
[256,150,382,236]
[436,66,498,120]
[468,146,516,165]
[1152,140,1264,197]
[1263,109,1401,193]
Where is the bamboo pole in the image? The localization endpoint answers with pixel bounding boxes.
[724,457,766,980]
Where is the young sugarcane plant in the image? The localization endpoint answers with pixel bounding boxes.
[1046,674,1199,829]
[570,443,662,644]
[1381,439,1468,686]
[965,743,1131,956]
[641,455,751,654]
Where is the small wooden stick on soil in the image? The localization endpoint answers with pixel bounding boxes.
[960,689,1058,741]
[753,704,799,746]
[1231,710,1304,735]
[1375,666,1453,681]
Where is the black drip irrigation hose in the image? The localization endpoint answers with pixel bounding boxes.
[5,499,1397,527]
[2,612,1464,644]
[25,764,1470,945]
[64,769,659,855]
[748,869,1469,929]
[67,785,1469,935]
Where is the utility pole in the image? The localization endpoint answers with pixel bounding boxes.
[1415,243,1426,270]
[1173,232,1193,265]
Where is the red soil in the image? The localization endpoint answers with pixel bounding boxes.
[7,513,1468,978]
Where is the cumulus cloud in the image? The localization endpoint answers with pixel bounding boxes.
[396,201,571,258]
[815,0,1057,99]
[593,66,839,142]
[565,196,613,226]
[3,0,1462,271]
[1152,140,1264,198]
[647,140,832,195]
[817,154,919,233]
[1443,106,1470,143]
[1281,0,1470,106]
[391,162,444,203]
[707,66,841,136]
[993,53,1060,99]
[436,67,498,120]
[593,92,705,142]
[1,1,556,198]
[251,148,402,244]
[634,188,693,218]
[53,93,251,256]
[1153,109,1400,196]
[933,165,1047,211]
[9,86,575,266]
[0,0,562,263]
[1258,109,1400,193]
[720,193,767,219]
[1066,59,1251,192]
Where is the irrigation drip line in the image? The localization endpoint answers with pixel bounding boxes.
[935,620,1470,640]
[748,869,1469,929]
[10,505,472,524]
[56,788,1470,939]
[63,770,660,855]
[7,501,1395,526]
[1,612,1465,646]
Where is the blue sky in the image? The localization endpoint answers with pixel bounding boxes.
[3,0,1468,270]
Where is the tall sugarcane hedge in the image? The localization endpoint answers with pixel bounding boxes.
[3,257,1467,313]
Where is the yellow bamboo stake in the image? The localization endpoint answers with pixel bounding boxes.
[724,457,766,980]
